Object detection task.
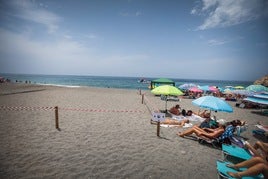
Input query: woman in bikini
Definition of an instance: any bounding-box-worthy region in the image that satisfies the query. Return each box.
[151,118,190,127]
[177,123,225,138]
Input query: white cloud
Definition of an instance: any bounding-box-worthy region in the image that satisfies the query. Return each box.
[207,39,228,46]
[7,0,61,33]
[0,28,150,76]
[191,0,267,30]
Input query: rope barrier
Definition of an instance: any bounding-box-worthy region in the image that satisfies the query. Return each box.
[143,94,160,113]
[0,106,146,113]
[0,106,54,111]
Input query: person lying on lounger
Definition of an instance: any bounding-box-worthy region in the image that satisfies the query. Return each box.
[177,119,243,139]
[151,118,189,127]
[181,109,193,117]
[177,124,225,138]
[226,156,268,178]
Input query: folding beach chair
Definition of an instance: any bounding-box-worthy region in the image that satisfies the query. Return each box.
[221,144,252,162]
[216,160,264,179]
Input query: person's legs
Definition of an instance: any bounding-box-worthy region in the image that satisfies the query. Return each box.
[228,163,268,178]
[177,119,189,127]
[177,127,196,137]
[245,143,261,157]
[229,157,265,169]
[193,126,206,133]
[254,141,268,153]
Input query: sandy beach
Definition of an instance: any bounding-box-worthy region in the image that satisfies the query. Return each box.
[0,83,267,179]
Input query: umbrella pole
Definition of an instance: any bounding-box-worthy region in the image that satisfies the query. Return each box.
[165,96,167,113]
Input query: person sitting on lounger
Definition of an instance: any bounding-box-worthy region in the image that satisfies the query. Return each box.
[197,110,211,118]
[226,156,268,178]
[244,141,268,161]
[169,104,181,115]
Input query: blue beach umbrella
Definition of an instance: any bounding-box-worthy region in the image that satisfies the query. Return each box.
[231,89,255,96]
[178,83,197,90]
[192,96,233,113]
[244,96,268,105]
[199,85,210,91]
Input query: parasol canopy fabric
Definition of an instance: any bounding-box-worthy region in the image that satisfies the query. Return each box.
[151,85,183,96]
[192,96,233,113]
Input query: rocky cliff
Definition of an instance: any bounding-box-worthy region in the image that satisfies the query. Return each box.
[254,75,268,87]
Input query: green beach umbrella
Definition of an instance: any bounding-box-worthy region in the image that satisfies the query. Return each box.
[151,85,183,96]
[151,85,183,112]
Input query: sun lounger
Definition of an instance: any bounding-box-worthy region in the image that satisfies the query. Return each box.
[252,124,268,142]
[221,144,252,162]
[216,160,263,179]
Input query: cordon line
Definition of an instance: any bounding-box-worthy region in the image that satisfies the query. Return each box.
[0,106,146,113]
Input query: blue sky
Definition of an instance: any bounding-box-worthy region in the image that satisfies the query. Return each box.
[0,0,267,81]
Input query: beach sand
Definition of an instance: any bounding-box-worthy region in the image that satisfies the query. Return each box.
[0,83,267,179]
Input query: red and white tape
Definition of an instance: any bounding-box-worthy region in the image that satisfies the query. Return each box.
[143,95,160,112]
[0,106,54,111]
[0,106,146,113]
[60,107,146,113]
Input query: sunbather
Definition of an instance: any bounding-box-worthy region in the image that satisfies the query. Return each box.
[177,121,226,138]
[177,119,243,139]
[152,118,189,127]
[226,156,268,178]
[197,110,210,118]
[169,104,181,115]
[244,141,268,160]
[181,109,193,117]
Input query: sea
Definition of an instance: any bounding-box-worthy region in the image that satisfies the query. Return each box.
[0,73,253,91]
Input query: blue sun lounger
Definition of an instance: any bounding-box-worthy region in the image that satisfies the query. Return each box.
[222,144,252,162]
[216,160,263,179]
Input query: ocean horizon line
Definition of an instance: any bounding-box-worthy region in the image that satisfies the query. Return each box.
[0,72,254,83]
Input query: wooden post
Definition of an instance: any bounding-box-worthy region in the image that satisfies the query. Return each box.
[142,94,144,104]
[139,89,141,95]
[55,106,59,129]
[157,121,160,137]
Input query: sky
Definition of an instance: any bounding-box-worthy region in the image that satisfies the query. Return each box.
[0,0,268,81]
